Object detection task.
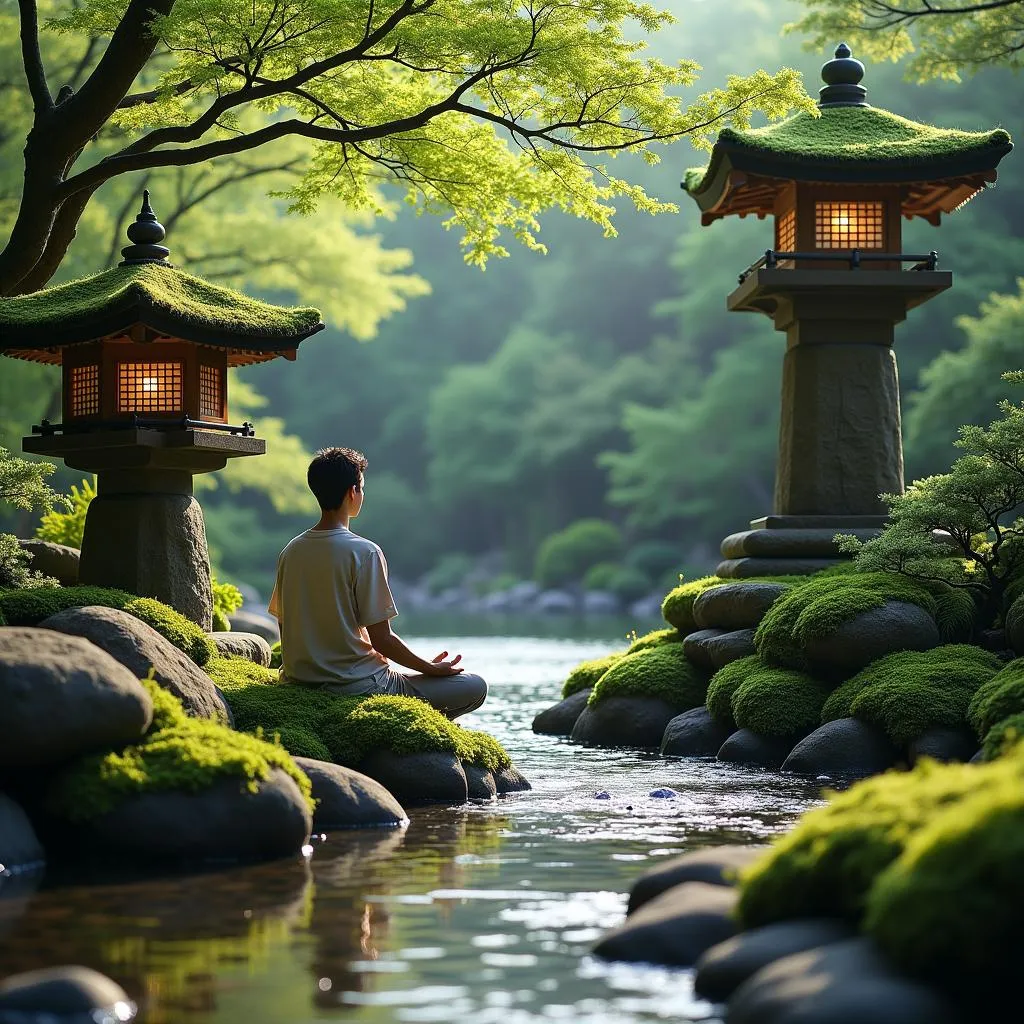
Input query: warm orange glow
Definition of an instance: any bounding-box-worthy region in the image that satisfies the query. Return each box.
[776,208,796,253]
[200,364,223,419]
[117,361,182,413]
[815,201,884,249]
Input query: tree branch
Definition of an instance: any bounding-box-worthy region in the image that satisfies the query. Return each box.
[18,0,52,113]
[854,0,1022,28]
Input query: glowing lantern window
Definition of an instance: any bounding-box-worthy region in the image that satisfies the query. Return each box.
[69,364,100,417]
[815,201,884,249]
[118,361,183,413]
[776,209,796,253]
[200,364,223,419]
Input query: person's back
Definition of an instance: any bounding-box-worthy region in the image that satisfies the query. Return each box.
[269,446,487,720]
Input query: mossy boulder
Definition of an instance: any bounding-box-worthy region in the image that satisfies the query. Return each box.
[561,653,624,699]
[532,688,591,736]
[571,696,680,749]
[1003,592,1024,655]
[731,666,831,740]
[588,644,707,712]
[706,655,762,731]
[692,581,792,631]
[626,628,682,655]
[980,713,1024,761]
[661,576,727,634]
[968,657,1024,738]
[0,585,215,666]
[782,718,900,780]
[821,645,1000,748]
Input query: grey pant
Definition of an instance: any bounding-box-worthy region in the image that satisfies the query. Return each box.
[323,668,487,720]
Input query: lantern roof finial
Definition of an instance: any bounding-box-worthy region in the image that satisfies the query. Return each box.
[819,42,869,108]
[119,189,171,266]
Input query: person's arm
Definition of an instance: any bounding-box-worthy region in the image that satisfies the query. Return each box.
[366,619,463,677]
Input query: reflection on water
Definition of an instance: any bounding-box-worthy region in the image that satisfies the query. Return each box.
[0,634,822,1023]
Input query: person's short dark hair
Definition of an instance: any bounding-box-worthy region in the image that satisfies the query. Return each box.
[307,447,368,510]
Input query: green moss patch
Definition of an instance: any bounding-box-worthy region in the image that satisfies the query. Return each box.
[561,653,625,698]
[731,666,831,739]
[588,644,707,712]
[981,713,1024,761]
[0,585,215,665]
[968,658,1024,738]
[661,576,726,634]
[49,679,313,821]
[208,656,513,771]
[626,628,682,655]
[706,655,762,730]
[822,646,1001,746]
[755,573,938,669]
[0,262,321,345]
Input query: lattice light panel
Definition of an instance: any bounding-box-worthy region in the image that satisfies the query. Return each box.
[199,363,223,419]
[776,209,796,253]
[117,361,183,413]
[815,201,885,249]
[69,364,100,417]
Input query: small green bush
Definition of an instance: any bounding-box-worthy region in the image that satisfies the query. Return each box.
[535,519,623,588]
[270,641,283,669]
[561,653,624,698]
[731,666,831,738]
[211,575,244,632]
[0,533,56,590]
[968,658,1024,738]
[626,628,682,655]
[981,713,1024,761]
[821,646,1000,745]
[933,587,977,643]
[661,576,726,634]
[737,757,997,927]
[0,585,215,665]
[706,655,763,730]
[755,573,939,669]
[583,562,651,602]
[209,655,513,771]
[49,678,313,821]
[35,476,95,548]
[624,541,682,580]
[423,552,475,594]
[864,781,1024,1002]
[588,644,707,711]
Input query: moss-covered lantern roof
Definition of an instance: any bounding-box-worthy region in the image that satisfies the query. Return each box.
[684,44,1012,226]
[0,193,325,365]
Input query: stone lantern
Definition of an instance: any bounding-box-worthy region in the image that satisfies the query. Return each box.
[0,193,324,626]
[683,44,1012,577]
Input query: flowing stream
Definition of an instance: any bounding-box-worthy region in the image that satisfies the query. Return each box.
[0,628,822,1023]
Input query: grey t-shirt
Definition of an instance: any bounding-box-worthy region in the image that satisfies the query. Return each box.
[268,527,397,684]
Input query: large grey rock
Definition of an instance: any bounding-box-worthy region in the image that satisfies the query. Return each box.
[720,530,880,560]
[0,792,44,872]
[463,762,498,801]
[228,608,280,643]
[717,557,845,579]
[0,628,152,768]
[695,919,854,1002]
[683,629,727,670]
[660,707,735,757]
[17,538,79,585]
[628,846,765,915]
[532,688,591,736]
[718,729,797,770]
[805,601,940,678]
[65,767,311,864]
[535,590,577,614]
[293,757,406,829]
[694,583,790,631]
[209,631,273,667]
[571,697,679,749]
[782,718,899,779]
[0,966,133,1021]
[40,606,229,722]
[357,750,468,805]
[727,937,959,1024]
[79,491,213,630]
[594,881,738,966]
[909,725,979,765]
[706,629,758,669]
[494,764,532,794]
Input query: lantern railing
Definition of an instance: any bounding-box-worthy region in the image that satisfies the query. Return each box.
[738,249,940,284]
[32,416,256,437]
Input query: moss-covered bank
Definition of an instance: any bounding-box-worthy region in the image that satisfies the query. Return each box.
[588,644,707,712]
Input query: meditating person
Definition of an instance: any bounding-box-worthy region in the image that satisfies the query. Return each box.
[268,446,487,719]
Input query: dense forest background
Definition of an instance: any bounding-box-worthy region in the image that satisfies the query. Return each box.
[1,0,1022,599]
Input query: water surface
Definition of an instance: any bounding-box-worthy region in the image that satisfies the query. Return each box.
[0,634,822,1023]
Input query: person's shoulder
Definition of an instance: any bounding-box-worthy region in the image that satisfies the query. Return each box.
[278,532,312,558]
[346,530,386,561]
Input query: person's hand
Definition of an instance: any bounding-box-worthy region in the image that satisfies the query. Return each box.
[423,651,463,676]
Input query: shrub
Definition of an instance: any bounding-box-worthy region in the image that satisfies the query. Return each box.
[583,563,651,602]
[0,447,64,514]
[626,628,682,655]
[535,519,622,588]
[968,658,1024,738]
[588,644,707,712]
[864,781,1024,1003]
[624,540,682,580]
[822,646,1001,745]
[209,655,513,771]
[423,552,475,594]
[561,653,624,698]
[981,713,1024,761]
[0,533,56,590]
[737,758,997,928]
[731,666,831,738]
[211,575,244,632]
[0,585,215,666]
[661,576,726,634]
[48,678,313,821]
[35,476,95,548]
[706,655,762,730]
[933,587,977,643]
[270,641,283,669]
[755,572,938,669]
